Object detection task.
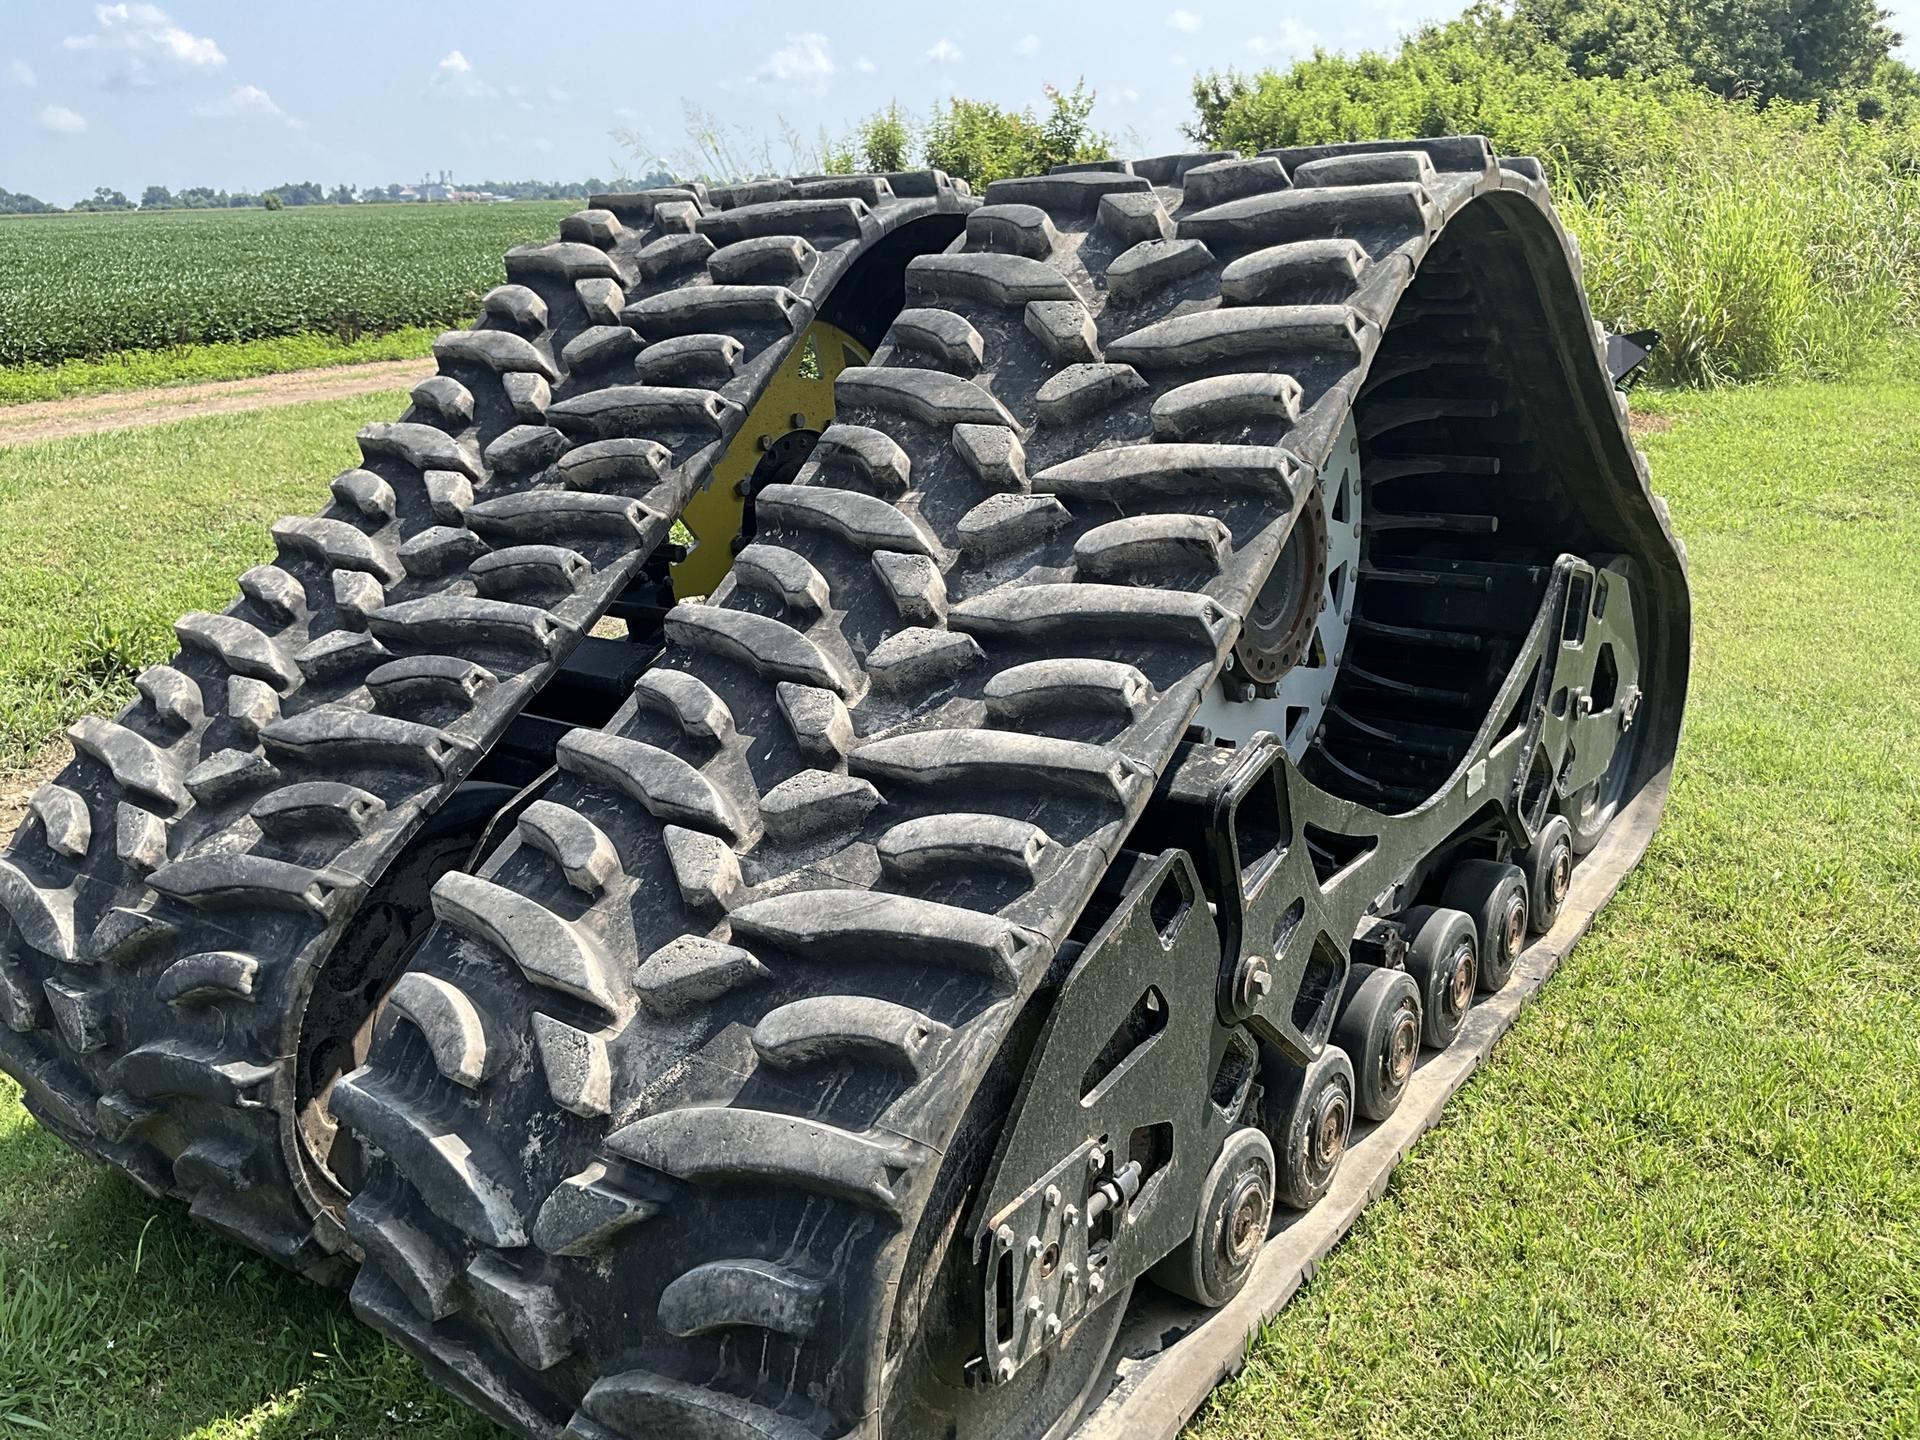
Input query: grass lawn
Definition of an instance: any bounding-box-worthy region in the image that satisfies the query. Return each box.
[1,353,1917,1437]
[0,329,438,407]
[0,390,410,778]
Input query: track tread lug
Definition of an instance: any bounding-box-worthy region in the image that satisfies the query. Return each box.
[606,1106,918,1213]
[27,783,91,858]
[556,730,744,840]
[328,1072,528,1247]
[663,604,857,698]
[751,995,948,1076]
[757,772,882,842]
[517,801,620,894]
[432,872,620,1015]
[870,550,948,626]
[532,1013,613,1118]
[634,935,768,1018]
[729,889,1037,986]
[466,1253,575,1370]
[657,1257,825,1338]
[533,1162,662,1256]
[385,972,493,1088]
[156,951,260,1006]
[660,824,744,911]
[875,813,1052,881]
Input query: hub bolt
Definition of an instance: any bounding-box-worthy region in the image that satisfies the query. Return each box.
[1235,954,1275,1014]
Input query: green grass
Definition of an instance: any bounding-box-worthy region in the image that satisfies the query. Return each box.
[1,351,1918,1436]
[0,392,404,778]
[0,328,437,407]
[0,202,574,369]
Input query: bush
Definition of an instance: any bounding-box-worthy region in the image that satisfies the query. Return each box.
[1189,14,1920,384]
[857,103,913,174]
[1561,125,1920,383]
[922,83,1113,187]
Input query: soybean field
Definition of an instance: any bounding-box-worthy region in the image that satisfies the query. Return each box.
[0,201,576,368]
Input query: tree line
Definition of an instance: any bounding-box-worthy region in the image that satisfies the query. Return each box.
[0,177,649,216]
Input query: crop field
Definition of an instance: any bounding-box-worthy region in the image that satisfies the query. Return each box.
[0,202,575,368]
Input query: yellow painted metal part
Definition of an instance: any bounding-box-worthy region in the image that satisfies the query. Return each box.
[669,320,871,600]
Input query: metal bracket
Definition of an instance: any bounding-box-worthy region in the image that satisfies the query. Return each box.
[1508,557,1642,840]
[972,851,1230,1386]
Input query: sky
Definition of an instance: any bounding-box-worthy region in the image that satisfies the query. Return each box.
[7,1,1920,206]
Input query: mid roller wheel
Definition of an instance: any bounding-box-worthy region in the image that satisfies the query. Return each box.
[1442,860,1530,993]
[1520,814,1575,935]
[1264,1046,1356,1211]
[1331,963,1423,1121]
[1403,906,1478,1049]
[1150,1126,1276,1309]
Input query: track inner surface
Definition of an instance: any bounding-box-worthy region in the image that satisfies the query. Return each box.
[0,173,970,1277]
[332,142,1686,1440]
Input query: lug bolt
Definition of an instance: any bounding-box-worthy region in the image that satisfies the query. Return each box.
[1088,1147,1106,1177]
[1089,1273,1106,1296]
[996,1359,1015,1383]
[997,1225,1015,1250]
[1027,1237,1043,1259]
[1044,1185,1060,1210]
[1045,1315,1062,1340]
[1027,1297,1044,1319]
[1236,953,1274,1014]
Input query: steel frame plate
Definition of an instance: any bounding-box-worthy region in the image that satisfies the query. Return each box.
[1069,754,1675,1440]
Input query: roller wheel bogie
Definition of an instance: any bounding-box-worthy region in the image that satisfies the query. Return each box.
[1520,814,1575,935]
[1403,905,1479,1049]
[1149,1126,1275,1309]
[1263,1047,1355,1212]
[1441,859,1530,993]
[1332,962,1423,1122]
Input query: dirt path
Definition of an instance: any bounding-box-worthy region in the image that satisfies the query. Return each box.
[0,358,433,448]
[0,745,70,840]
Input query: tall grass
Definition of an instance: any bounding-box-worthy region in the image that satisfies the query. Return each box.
[1192,27,1920,385]
[1558,126,1920,385]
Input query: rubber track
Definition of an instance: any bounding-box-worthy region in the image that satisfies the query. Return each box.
[338,145,1681,1436]
[0,171,970,1275]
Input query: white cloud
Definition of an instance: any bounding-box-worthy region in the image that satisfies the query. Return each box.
[1167,9,1202,32]
[195,82,298,127]
[40,103,88,133]
[855,55,876,73]
[5,59,35,87]
[1246,20,1317,57]
[430,48,495,100]
[750,33,836,96]
[1013,33,1040,57]
[1120,86,1140,103]
[63,4,225,87]
[926,37,964,63]
[548,85,572,103]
